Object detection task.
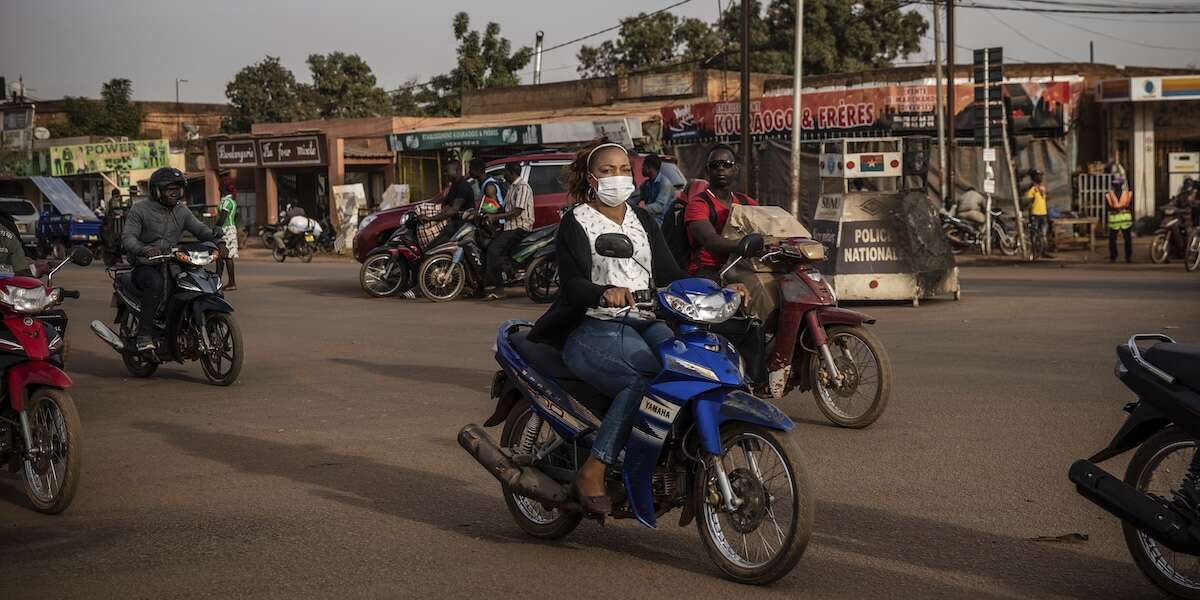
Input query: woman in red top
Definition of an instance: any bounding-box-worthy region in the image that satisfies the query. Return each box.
[685,144,759,279]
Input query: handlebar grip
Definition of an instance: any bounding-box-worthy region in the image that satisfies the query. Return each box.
[61,289,80,299]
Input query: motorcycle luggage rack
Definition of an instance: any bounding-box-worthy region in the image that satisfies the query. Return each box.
[1127,333,1177,385]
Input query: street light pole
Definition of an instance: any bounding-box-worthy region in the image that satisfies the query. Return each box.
[789,0,804,217]
[175,78,188,143]
[932,0,948,206]
[740,0,752,195]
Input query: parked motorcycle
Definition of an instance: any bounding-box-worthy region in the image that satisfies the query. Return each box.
[941,209,1019,256]
[0,250,88,513]
[90,241,243,386]
[1186,227,1200,272]
[359,212,423,297]
[1069,334,1200,599]
[460,233,811,584]
[1150,206,1191,264]
[715,236,891,428]
[315,218,336,254]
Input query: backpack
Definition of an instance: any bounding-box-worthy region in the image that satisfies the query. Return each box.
[660,190,747,269]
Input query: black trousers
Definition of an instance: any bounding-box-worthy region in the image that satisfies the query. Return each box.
[485,228,528,290]
[1110,228,1133,262]
[132,265,165,336]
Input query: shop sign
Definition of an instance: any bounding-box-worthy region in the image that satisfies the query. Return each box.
[259,136,324,167]
[212,140,259,168]
[47,138,170,176]
[387,125,542,152]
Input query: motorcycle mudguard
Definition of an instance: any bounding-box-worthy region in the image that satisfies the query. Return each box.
[425,243,460,257]
[484,370,521,427]
[692,389,794,456]
[190,295,235,314]
[7,361,72,411]
[816,305,876,326]
[1089,401,1171,463]
[532,244,555,260]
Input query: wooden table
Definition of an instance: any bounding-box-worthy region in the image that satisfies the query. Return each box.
[1051,217,1099,252]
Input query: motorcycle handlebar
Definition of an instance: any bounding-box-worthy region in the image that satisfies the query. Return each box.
[60,289,80,300]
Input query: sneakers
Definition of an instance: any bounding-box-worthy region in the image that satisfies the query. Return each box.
[135,335,157,352]
[484,288,507,302]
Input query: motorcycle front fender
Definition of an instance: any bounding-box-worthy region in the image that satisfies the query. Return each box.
[7,361,72,411]
[816,305,876,326]
[692,389,794,456]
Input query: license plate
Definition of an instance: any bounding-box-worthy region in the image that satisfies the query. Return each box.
[304,234,315,242]
[17,224,29,232]
[88,235,98,241]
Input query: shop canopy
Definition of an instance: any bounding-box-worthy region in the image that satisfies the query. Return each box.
[29,176,98,221]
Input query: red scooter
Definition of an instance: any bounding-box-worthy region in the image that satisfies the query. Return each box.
[0,251,87,513]
[721,236,892,428]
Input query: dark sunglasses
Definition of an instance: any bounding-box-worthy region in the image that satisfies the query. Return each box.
[707,159,736,171]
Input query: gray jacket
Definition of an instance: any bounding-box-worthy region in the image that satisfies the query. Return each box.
[122,200,216,265]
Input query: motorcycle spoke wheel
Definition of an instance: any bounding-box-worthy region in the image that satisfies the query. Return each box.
[418,256,465,303]
[525,256,559,304]
[1124,430,1200,597]
[812,326,891,429]
[500,402,581,539]
[1151,235,1171,264]
[21,389,81,514]
[199,313,243,386]
[1186,231,1200,272]
[360,255,406,297]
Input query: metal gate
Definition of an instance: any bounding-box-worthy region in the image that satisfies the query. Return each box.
[1076,173,1114,227]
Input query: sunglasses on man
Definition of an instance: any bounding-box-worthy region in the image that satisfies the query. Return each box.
[707,159,736,171]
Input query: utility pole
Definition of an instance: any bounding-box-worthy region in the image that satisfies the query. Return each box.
[175,78,188,105]
[740,0,753,195]
[1089,40,1094,63]
[534,32,545,84]
[789,0,804,217]
[932,0,948,207]
[945,0,956,201]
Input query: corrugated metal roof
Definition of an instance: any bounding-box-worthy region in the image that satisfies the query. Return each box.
[29,177,98,221]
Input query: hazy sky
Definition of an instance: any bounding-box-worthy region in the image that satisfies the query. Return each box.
[1,0,1197,103]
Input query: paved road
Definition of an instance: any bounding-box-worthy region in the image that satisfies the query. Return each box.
[1,259,1197,599]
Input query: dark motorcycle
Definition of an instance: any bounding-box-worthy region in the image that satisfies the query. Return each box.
[90,242,243,386]
[417,215,554,303]
[272,229,317,263]
[941,209,1018,256]
[359,212,423,298]
[1150,205,1192,264]
[1069,334,1200,599]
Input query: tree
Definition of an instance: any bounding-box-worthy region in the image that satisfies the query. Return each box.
[47,77,144,139]
[391,79,426,117]
[224,56,309,132]
[577,12,722,78]
[420,12,533,117]
[302,52,392,120]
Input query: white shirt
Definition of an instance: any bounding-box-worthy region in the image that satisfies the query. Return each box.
[573,203,652,320]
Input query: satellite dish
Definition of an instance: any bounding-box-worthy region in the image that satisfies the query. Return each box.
[182,123,200,141]
[33,127,50,140]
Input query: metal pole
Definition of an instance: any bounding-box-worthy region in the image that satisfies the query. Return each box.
[740,0,753,195]
[1002,115,1028,258]
[945,0,956,202]
[983,49,992,256]
[534,32,545,84]
[932,0,948,207]
[789,0,804,217]
[1089,40,1094,64]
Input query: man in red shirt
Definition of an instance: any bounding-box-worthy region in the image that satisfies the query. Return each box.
[686,144,759,279]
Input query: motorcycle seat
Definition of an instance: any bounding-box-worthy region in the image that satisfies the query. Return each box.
[509,329,612,419]
[1146,343,1200,392]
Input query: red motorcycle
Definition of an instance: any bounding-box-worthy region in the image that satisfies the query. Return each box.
[359,212,423,298]
[0,253,86,513]
[721,236,892,428]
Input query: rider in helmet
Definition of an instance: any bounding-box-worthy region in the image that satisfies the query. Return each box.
[122,167,218,351]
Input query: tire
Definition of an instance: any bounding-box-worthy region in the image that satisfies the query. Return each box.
[994,226,1019,256]
[72,246,93,267]
[118,311,158,378]
[942,222,966,255]
[1187,229,1200,273]
[500,400,582,539]
[1151,233,1171,264]
[695,423,812,585]
[524,255,559,304]
[418,255,466,303]
[1121,428,1200,599]
[360,254,407,298]
[20,388,82,514]
[260,232,274,249]
[810,325,891,429]
[199,312,243,386]
[299,243,315,263]
[272,246,286,263]
[51,241,67,261]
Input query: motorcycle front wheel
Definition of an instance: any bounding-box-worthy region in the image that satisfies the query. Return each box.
[272,247,286,263]
[500,400,582,539]
[360,254,407,297]
[21,388,82,514]
[1187,229,1200,272]
[300,244,315,263]
[811,325,892,428]
[199,312,244,386]
[1122,428,1200,599]
[418,255,466,303]
[695,423,812,585]
[1151,233,1171,264]
[993,225,1019,256]
[524,255,559,304]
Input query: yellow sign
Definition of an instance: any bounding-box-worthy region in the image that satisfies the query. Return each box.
[48,139,170,176]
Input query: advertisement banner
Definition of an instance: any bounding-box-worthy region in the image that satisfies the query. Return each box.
[332,183,366,254]
[388,125,542,152]
[662,81,1081,144]
[48,139,170,176]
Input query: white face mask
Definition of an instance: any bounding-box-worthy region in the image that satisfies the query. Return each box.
[592,175,635,207]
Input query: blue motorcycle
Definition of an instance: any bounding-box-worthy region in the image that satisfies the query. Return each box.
[459,233,812,584]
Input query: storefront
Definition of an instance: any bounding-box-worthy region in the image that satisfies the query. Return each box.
[206,133,334,228]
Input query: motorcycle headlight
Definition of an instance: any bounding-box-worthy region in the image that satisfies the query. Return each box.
[662,289,742,324]
[360,213,379,230]
[176,250,216,266]
[0,285,57,314]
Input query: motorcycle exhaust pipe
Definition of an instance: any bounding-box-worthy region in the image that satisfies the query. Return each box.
[458,424,575,510]
[89,320,126,352]
[1070,459,1200,554]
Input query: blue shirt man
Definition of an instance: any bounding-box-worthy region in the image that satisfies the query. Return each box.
[633,154,674,224]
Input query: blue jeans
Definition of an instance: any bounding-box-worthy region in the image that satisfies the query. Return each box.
[562,318,674,464]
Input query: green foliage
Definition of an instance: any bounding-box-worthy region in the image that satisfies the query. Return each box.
[302,52,392,119]
[224,56,310,132]
[48,78,144,138]
[577,12,722,78]
[418,12,533,117]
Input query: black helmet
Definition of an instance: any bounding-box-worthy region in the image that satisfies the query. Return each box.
[149,167,186,205]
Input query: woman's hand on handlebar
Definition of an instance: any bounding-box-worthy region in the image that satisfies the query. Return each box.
[727,282,751,305]
[602,286,636,309]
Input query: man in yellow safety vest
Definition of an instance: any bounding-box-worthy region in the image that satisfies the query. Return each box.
[1106,175,1134,263]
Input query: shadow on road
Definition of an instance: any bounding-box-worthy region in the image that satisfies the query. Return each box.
[271,277,368,299]
[327,357,493,393]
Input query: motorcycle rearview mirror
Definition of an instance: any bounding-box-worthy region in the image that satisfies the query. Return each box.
[736,234,765,258]
[68,246,92,267]
[595,233,635,259]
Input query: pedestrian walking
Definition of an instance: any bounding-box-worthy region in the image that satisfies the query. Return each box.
[217,176,239,290]
[1106,175,1134,263]
[483,162,533,300]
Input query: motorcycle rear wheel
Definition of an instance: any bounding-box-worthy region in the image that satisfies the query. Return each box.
[299,244,315,263]
[1122,428,1200,599]
[418,255,466,303]
[360,254,407,297]
[272,247,286,263]
[993,226,1019,256]
[524,255,559,304]
[199,313,243,386]
[811,325,891,429]
[118,312,158,378]
[500,400,581,539]
[1151,234,1171,264]
[695,423,812,585]
[21,388,82,514]
[1187,229,1200,272]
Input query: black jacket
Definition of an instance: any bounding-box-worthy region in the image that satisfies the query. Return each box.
[529,204,686,346]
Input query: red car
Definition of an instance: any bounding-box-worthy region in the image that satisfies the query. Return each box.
[352,151,684,263]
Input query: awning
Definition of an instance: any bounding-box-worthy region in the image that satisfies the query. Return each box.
[29,176,98,221]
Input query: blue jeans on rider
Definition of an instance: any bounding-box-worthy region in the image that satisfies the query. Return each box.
[563,317,674,465]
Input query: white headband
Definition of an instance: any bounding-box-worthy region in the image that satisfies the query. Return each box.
[586,142,628,168]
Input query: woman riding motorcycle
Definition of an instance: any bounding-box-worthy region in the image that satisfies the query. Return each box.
[527,139,747,516]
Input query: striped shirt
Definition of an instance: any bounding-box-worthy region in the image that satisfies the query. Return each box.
[505,177,535,231]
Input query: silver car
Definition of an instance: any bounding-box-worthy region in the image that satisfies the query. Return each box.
[0,197,39,251]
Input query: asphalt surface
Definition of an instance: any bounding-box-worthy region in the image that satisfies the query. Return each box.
[1,257,1198,599]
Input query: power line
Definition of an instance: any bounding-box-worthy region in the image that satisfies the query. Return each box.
[540,0,696,54]
[983,9,1077,61]
[1037,10,1200,52]
[909,0,1200,14]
